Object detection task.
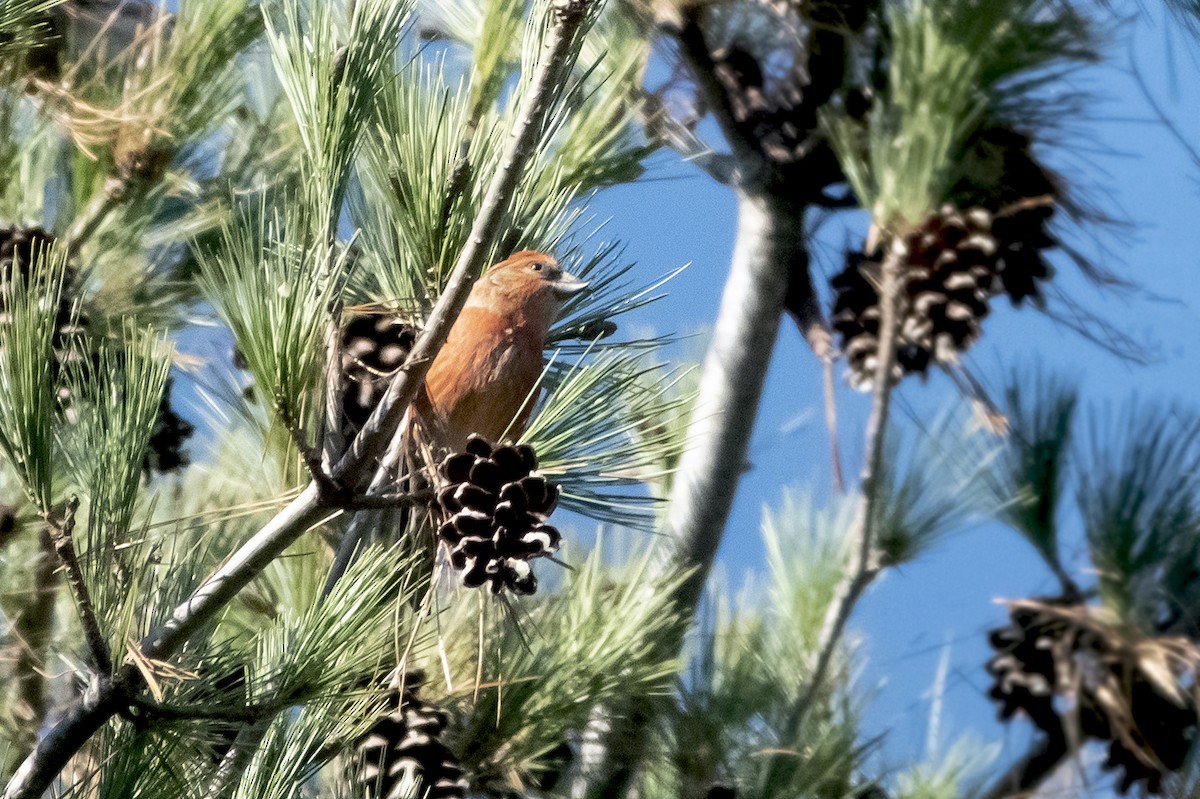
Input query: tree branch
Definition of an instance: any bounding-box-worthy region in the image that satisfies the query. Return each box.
[639,89,737,185]
[2,5,597,796]
[760,234,904,790]
[202,717,273,799]
[46,499,111,676]
[674,7,764,177]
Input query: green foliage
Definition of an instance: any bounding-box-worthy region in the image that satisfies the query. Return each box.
[645,492,874,799]
[982,371,1078,577]
[199,200,349,429]
[0,93,57,224]
[352,0,653,304]
[423,544,686,794]
[0,0,57,61]
[890,737,996,799]
[61,328,171,545]
[1079,402,1200,625]
[0,242,70,511]
[265,0,412,236]
[235,695,383,799]
[872,409,995,567]
[253,542,420,705]
[524,345,694,529]
[828,0,1093,232]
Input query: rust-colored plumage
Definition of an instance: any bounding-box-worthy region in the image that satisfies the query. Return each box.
[414,250,586,451]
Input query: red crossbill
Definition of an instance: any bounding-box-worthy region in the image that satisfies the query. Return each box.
[414,250,587,452]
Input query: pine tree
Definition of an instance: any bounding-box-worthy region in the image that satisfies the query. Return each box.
[1,2,1200,799]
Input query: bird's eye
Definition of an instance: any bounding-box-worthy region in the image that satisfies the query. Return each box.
[531,263,544,272]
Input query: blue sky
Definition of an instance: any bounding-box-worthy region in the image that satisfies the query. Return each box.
[573,3,1200,789]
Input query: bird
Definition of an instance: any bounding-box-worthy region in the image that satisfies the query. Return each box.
[413,249,587,452]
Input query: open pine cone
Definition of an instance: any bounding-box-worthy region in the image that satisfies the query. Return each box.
[356,670,468,799]
[339,312,417,437]
[435,435,561,596]
[986,599,1200,795]
[832,205,999,388]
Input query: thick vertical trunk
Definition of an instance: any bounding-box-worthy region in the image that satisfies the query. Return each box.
[582,190,806,798]
[660,190,798,609]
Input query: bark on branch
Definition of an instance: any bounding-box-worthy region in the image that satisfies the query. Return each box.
[46,500,111,676]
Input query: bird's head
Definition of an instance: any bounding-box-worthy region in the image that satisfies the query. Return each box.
[467,250,588,320]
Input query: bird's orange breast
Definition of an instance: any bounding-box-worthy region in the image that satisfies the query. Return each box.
[418,305,548,451]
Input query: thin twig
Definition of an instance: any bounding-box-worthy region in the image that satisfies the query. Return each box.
[762,234,905,789]
[46,499,112,675]
[286,418,342,502]
[321,299,347,473]
[817,235,906,680]
[1,7,596,796]
[823,355,845,493]
[126,695,283,725]
[639,89,736,185]
[978,720,1075,799]
[346,488,434,511]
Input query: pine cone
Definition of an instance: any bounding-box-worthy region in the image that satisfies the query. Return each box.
[832,125,1065,388]
[986,600,1199,796]
[143,376,193,473]
[0,226,80,337]
[0,504,17,549]
[985,602,1063,732]
[0,225,55,276]
[831,206,999,389]
[356,670,468,799]
[436,435,561,596]
[340,313,417,436]
[991,204,1055,308]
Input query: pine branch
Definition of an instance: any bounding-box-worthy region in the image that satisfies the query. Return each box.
[772,234,904,755]
[1,5,597,796]
[46,499,112,676]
